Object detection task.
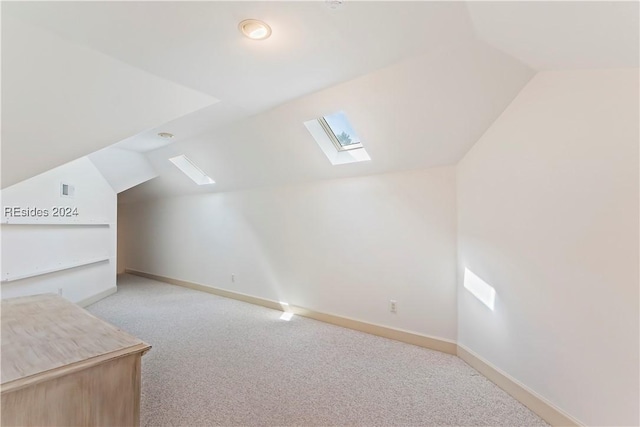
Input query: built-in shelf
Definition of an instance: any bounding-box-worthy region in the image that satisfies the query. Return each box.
[1,257,110,283]
[1,218,111,226]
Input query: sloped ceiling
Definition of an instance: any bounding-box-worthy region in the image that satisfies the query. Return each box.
[467,1,639,70]
[2,1,637,201]
[120,39,533,202]
[1,14,218,188]
[3,1,476,114]
[88,147,158,194]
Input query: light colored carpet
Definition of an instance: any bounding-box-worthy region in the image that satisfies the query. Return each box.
[87,274,548,426]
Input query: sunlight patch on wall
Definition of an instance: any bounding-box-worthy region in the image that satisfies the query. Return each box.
[464,268,496,310]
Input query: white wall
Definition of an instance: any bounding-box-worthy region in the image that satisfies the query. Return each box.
[121,167,458,340]
[457,69,639,426]
[117,200,130,275]
[1,157,117,303]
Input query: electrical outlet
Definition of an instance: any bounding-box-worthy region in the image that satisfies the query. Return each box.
[389,299,397,313]
[231,274,235,283]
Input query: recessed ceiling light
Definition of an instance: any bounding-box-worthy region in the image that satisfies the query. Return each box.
[325,0,344,10]
[238,19,272,40]
[158,132,174,139]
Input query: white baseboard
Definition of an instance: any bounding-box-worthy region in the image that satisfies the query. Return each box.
[288,305,457,355]
[124,268,582,426]
[125,269,457,355]
[77,286,117,308]
[126,269,283,310]
[457,344,583,426]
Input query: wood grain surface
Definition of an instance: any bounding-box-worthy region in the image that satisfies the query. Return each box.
[1,354,141,427]
[1,293,148,385]
[1,293,150,426]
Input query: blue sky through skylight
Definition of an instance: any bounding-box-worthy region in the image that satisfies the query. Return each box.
[324,111,361,147]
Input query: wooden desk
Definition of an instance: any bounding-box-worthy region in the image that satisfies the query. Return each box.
[1,294,151,426]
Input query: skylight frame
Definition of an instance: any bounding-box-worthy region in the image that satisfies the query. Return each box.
[304,116,370,166]
[169,155,215,185]
[317,114,363,152]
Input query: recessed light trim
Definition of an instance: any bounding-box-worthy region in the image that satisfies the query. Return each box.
[157,132,174,139]
[238,19,272,40]
[325,0,344,10]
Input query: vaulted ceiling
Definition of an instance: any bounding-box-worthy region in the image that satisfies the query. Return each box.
[2,1,637,200]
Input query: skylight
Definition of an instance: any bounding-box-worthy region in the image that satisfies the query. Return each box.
[304,111,370,165]
[318,111,363,151]
[169,155,215,185]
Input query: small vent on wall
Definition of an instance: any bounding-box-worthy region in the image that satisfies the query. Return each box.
[60,183,75,198]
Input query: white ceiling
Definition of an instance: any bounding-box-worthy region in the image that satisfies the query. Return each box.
[2,1,638,200]
[1,14,218,188]
[120,39,533,202]
[468,1,639,70]
[4,1,475,114]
